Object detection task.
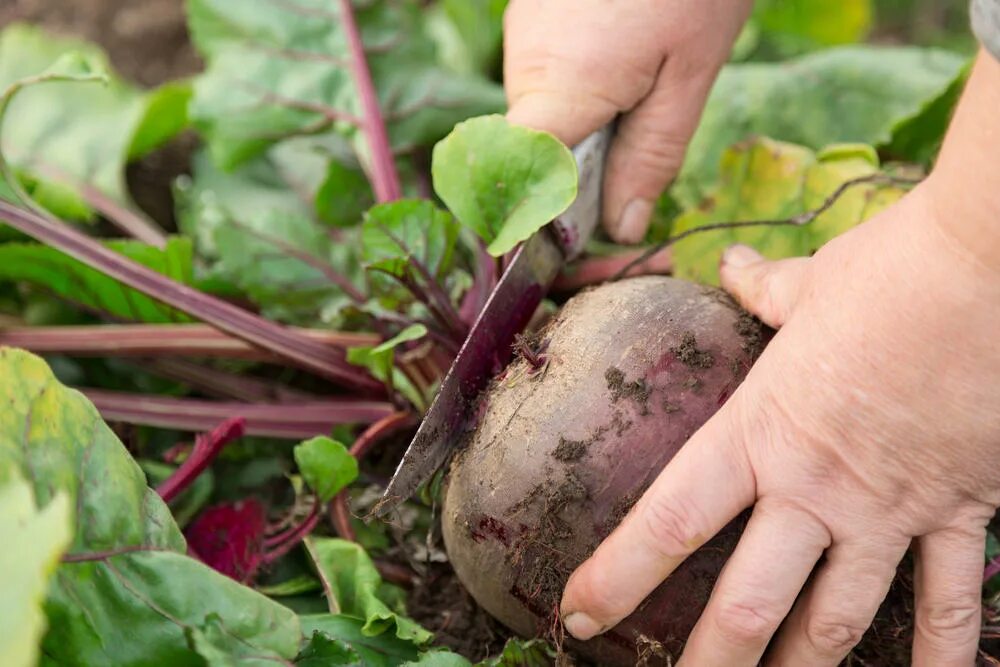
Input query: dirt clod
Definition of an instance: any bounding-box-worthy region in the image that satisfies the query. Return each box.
[734,312,765,359]
[553,437,588,462]
[671,332,715,369]
[605,366,651,415]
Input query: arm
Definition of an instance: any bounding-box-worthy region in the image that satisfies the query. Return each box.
[927,50,1000,268]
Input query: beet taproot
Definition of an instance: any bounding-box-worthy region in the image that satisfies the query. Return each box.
[442,276,765,665]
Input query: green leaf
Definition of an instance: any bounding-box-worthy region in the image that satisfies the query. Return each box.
[427,0,507,76]
[348,324,428,408]
[0,24,187,220]
[187,0,505,170]
[477,639,554,667]
[294,437,359,503]
[300,615,423,666]
[751,0,872,56]
[0,237,195,323]
[432,115,578,256]
[317,160,375,228]
[257,575,324,598]
[0,473,73,667]
[128,80,193,160]
[405,653,471,666]
[304,537,433,645]
[187,613,297,667]
[0,348,302,665]
[361,199,459,299]
[671,137,906,285]
[178,148,362,325]
[677,46,967,206]
[140,460,214,529]
[296,631,363,666]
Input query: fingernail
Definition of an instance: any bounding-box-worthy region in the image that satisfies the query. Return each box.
[615,198,653,244]
[562,612,604,640]
[721,244,760,269]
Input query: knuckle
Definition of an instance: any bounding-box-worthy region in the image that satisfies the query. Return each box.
[713,599,784,647]
[804,614,867,656]
[639,494,704,559]
[918,600,981,645]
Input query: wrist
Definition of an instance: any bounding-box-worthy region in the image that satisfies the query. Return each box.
[923,51,1000,273]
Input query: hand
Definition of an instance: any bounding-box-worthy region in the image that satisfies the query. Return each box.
[503,0,751,243]
[558,178,1000,665]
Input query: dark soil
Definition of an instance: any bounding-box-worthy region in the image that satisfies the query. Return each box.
[553,437,588,463]
[671,332,715,370]
[407,564,509,662]
[604,367,651,415]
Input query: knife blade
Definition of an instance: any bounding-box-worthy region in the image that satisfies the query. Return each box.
[374,125,613,517]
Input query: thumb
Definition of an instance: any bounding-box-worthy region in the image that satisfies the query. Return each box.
[719,245,810,329]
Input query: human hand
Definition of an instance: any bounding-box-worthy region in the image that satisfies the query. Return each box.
[557,177,1000,665]
[503,0,752,244]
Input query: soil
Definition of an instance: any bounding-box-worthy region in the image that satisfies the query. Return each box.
[670,332,715,370]
[604,366,651,415]
[407,564,509,662]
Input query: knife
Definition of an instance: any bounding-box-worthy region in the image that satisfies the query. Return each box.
[374,124,614,517]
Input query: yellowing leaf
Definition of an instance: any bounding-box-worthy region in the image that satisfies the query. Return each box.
[671,137,907,285]
[0,474,72,667]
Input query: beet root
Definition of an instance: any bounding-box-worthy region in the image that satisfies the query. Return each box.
[442,276,765,665]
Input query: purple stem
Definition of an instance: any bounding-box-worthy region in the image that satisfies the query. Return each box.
[0,200,383,393]
[142,358,315,403]
[459,241,499,325]
[84,389,396,438]
[338,0,402,202]
[330,411,415,539]
[157,417,246,503]
[0,323,379,359]
[263,498,322,564]
[78,183,169,248]
[986,557,1000,583]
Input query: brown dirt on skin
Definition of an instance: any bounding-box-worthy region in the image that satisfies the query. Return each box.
[553,437,588,463]
[605,367,651,415]
[734,312,765,359]
[671,332,715,370]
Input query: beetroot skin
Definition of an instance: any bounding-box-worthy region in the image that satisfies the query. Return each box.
[442,276,765,665]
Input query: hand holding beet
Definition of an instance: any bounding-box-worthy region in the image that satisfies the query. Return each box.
[561,117,1000,667]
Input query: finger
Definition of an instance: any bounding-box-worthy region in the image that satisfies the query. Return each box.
[560,411,755,640]
[503,1,657,147]
[912,527,985,666]
[719,246,810,328]
[678,501,829,666]
[602,65,721,243]
[766,539,909,666]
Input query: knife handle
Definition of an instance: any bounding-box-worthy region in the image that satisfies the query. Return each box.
[552,123,615,260]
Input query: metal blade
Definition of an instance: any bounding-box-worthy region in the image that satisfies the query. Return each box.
[374,230,564,516]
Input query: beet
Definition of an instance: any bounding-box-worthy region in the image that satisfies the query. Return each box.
[442,276,765,665]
